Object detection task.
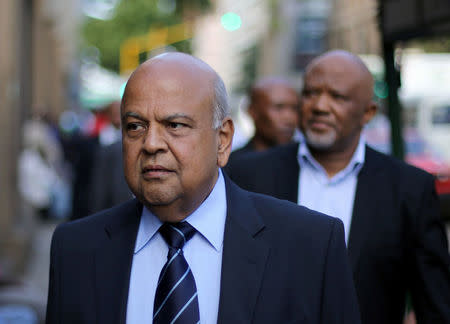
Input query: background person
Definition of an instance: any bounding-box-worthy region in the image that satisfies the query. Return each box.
[88,100,133,214]
[226,50,450,324]
[231,77,299,160]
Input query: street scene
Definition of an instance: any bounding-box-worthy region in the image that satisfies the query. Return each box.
[1,0,450,323]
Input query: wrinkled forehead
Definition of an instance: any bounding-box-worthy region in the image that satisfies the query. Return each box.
[123,63,215,108]
[253,81,298,103]
[133,61,213,90]
[305,57,372,94]
[309,57,360,80]
[263,84,299,103]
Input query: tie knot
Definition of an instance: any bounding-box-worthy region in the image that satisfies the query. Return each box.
[159,222,196,250]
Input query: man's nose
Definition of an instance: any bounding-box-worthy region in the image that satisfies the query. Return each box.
[313,94,330,113]
[142,126,167,154]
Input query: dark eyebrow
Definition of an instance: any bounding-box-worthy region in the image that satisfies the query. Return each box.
[122,111,146,121]
[122,112,196,125]
[329,88,347,97]
[165,113,195,123]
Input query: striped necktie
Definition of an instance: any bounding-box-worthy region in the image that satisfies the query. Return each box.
[153,222,200,324]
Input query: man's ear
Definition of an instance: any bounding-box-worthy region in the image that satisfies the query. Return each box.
[217,117,234,168]
[362,101,378,125]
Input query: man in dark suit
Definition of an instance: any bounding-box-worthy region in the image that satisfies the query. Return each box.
[226,50,450,324]
[89,141,133,214]
[88,100,132,214]
[231,77,299,160]
[46,52,360,324]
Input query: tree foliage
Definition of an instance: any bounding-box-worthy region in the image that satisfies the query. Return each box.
[82,0,211,72]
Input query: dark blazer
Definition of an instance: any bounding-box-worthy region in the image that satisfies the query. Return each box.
[46,174,360,324]
[229,139,256,161]
[89,141,133,214]
[225,142,450,324]
[65,133,100,220]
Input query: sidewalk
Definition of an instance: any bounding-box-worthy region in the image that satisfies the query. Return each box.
[0,220,57,323]
[22,221,57,297]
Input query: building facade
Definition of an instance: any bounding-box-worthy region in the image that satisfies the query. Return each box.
[328,0,381,54]
[0,0,81,277]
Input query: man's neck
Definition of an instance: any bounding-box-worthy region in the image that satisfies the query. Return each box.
[251,136,271,152]
[308,141,360,178]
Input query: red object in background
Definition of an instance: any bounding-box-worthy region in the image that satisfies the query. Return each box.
[406,155,450,195]
[435,177,450,196]
[364,124,450,196]
[83,112,110,138]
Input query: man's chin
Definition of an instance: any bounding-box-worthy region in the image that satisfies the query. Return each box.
[304,130,336,150]
[137,190,177,208]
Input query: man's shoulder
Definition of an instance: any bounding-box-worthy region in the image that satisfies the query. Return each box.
[229,140,254,159]
[365,146,434,183]
[226,142,298,174]
[245,188,340,237]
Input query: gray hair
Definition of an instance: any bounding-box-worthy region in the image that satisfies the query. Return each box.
[212,75,230,129]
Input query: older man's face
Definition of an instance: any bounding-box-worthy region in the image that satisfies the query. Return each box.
[300,56,374,153]
[121,58,231,222]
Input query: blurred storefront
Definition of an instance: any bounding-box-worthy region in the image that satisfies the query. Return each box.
[328,0,381,55]
[0,0,28,279]
[0,0,81,278]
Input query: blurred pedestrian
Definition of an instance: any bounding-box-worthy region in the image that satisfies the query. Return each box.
[88,140,133,213]
[67,102,122,220]
[18,111,71,220]
[46,52,360,324]
[65,123,100,220]
[226,50,450,324]
[98,101,122,146]
[231,77,299,160]
[87,100,133,214]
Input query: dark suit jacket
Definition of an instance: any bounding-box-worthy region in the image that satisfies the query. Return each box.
[230,139,256,161]
[65,133,100,220]
[225,143,450,324]
[46,174,360,324]
[89,141,133,214]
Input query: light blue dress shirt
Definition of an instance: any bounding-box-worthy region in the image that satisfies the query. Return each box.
[126,170,227,324]
[297,137,366,242]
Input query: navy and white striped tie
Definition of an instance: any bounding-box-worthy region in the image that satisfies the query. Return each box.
[153,222,200,324]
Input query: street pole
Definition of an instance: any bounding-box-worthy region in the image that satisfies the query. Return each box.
[383,41,405,160]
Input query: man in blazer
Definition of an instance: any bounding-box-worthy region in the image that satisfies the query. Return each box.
[46,53,360,323]
[89,141,133,214]
[226,50,450,324]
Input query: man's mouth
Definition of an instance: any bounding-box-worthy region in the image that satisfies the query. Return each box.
[308,120,333,132]
[142,165,173,179]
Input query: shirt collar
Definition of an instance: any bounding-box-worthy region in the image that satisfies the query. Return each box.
[134,169,227,254]
[297,135,366,181]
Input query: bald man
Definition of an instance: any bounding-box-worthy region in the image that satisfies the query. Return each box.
[226,50,450,324]
[46,53,360,324]
[231,78,299,160]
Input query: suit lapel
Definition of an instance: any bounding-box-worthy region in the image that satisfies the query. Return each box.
[275,143,299,203]
[347,147,383,272]
[217,176,270,324]
[94,199,142,324]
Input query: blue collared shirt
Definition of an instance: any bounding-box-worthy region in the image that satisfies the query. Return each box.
[297,137,366,243]
[126,170,227,324]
